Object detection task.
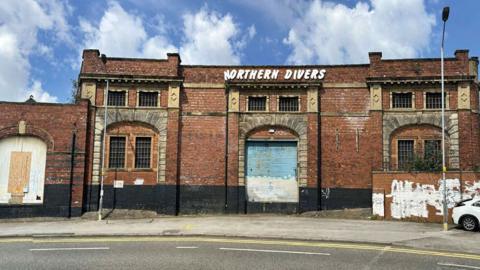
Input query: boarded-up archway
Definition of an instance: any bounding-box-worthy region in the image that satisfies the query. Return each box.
[245,126,299,203]
[0,136,47,204]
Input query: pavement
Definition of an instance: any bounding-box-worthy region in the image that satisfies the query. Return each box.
[0,214,478,255]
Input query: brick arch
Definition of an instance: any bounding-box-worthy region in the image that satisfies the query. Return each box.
[92,108,168,184]
[0,125,54,151]
[246,125,299,140]
[382,113,459,170]
[107,120,160,134]
[104,110,166,133]
[239,115,307,140]
[238,114,308,187]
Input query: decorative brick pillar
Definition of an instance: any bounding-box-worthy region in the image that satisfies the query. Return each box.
[226,88,241,212]
[165,83,180,186]
[303,86,319,211]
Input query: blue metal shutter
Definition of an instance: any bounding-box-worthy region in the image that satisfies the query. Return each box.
[245,141,298,202]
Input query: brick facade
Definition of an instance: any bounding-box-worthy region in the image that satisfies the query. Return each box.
[77,49,479,215]
[0,48,478,218]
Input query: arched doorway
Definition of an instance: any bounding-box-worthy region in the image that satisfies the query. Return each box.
[245,126,299,203]
[0,136,47,204]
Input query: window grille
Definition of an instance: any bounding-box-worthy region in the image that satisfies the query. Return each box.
[138,91,158,107]
[392,92,412,108]
[279,97,299,112]
[248,97,267,111]
[135,137,151,168]
[398,140,414,170]
[107,91,126,106]
[109,137,126,168]
[424,140,441,164]
[426,92,445,109]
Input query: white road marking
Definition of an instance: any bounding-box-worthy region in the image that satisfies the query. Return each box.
[219,247,330,256]
[176,246,198,249]
[29,247,110,251]
[438,262,480,269]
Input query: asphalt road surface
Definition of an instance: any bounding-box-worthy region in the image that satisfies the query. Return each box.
[0,236,479,270]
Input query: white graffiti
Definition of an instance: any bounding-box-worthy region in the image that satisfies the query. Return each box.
[374,179,480,220]
[321,188,330,199]
[372,193,385,217]
[463,181,480,199]
[388,179,462,219]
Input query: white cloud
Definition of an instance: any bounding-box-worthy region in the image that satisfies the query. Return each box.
[0,0,68,102]
[235,25,256,50]
[283,0,436,64]
[142,36,178,59]
[180,8,244,65]
[80,2,254,65]
[80,1,147,57]
[80,1,177,58]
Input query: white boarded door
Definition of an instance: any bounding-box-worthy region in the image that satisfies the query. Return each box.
[0,137,47,203]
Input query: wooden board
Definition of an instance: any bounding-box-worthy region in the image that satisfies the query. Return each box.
[8,151,32,196]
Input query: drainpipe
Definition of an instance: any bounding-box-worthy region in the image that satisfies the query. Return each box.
[317,87,322,211]
[68,131,76,218]
[224,85,229,213]
[175,111,181,216]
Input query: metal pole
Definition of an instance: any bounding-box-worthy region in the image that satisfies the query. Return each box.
[98,80,109,221]
[68,132,76,218]
[441,21,448,231]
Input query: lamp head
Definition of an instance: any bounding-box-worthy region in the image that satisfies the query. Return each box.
[442,6,450,22]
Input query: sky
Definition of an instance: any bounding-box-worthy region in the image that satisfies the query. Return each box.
[0,0,478,103]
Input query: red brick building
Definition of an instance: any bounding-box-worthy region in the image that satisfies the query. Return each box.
[0,99,89,217]
[1,49,478,218]
[77,49,479,215]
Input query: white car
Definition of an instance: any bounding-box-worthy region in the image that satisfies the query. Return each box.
[452,198,480,232]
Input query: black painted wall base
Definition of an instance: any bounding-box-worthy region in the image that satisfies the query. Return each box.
[1,184,372,218]
[299,187,318,212]
[84,184,177,215]
[0,184,80,219]
[246,202,298,214]
[320,188,372,210]
[83,185,371,214]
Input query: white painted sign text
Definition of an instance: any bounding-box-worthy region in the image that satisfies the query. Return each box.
[224,69,326,81]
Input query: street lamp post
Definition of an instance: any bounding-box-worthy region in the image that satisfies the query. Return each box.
[441,6,450,232]
[98,80,109,221]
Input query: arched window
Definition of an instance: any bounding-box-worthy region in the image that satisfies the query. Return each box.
[390,124,446,171]
[105,122,159,184]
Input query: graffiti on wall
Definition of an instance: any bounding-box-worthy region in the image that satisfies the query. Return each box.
[390,179,457,219]
[464,180,480,198]
[321,188,330,199]
[372,193,385,216]
[372,179,480,219]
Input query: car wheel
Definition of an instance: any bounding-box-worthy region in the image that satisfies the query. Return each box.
[461,215,479,232]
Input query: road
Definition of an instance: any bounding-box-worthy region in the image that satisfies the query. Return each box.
[0,236,479,270]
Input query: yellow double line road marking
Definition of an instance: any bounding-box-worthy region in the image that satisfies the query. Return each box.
[1,236,479,261]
